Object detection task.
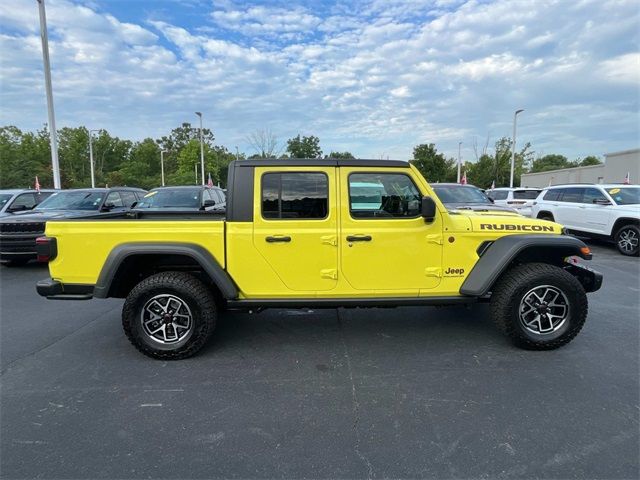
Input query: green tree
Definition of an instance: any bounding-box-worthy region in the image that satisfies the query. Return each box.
[410,143,456,183]
[112,138,160,189]
[579,155,602,166]
[325,151,355,159]
[530,154,571,173]
[466,137,533,188]
[286,135,322,158]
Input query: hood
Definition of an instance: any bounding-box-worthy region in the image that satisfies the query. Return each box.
[445,203,517,214]
[613,204,640,215]
[0,209,98,223]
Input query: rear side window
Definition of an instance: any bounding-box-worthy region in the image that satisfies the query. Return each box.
[349,173,421,218]
[543,189,562,201]
[489,190,509,200]
[560,188,584,203]
[262,172,328,220]
[513,190,541,200]
[119,191,137,207]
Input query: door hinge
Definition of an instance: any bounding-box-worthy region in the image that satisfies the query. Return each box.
[426,234,442,245]
[321,235,337,246]
[424,267,441,278]
[320,269,338,280]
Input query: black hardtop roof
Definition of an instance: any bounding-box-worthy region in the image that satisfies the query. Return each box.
[233,158,410,168]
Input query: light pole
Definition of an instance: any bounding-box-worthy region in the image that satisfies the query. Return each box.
[88,129,99,188]
[510,109,524,188]
[160,150,167,186]
[235,146,239,161]
[457,142,462,183]
[194,163,198,185]
[36,0,61,189]
[195,112,205,185]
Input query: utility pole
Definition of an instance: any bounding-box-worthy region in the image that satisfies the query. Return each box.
[195,112,205,185]
[160,150,167,186]
[88,129,99,188]
[457,142,462,183]
[510,109,524,188]
[36,0,61,189]
[235,146,239,161]
[194,163,198,185]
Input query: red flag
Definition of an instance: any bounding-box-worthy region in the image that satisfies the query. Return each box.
[623,172,630,184]
[207,172,213,188]
[460,171,467,185]
[35,176,40,193]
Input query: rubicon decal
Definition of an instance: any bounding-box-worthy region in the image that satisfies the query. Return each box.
[480,224,555,232]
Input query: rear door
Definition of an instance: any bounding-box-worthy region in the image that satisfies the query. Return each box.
[252,167,338,291]
[339,168,442,293]
[554,187,584,228]
[578,187,612,234]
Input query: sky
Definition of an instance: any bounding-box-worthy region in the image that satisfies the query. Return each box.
[0,0,638,161]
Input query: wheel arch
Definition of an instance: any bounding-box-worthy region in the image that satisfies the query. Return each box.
[460,234,592,296]
[611,217,639,236]
[536,210,554,220]
[93,243,238,300]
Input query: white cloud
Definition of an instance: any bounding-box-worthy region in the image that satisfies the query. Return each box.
[0,0,638,162]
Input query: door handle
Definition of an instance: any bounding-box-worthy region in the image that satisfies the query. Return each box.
[266,235,291,243]
[346,235,372,242]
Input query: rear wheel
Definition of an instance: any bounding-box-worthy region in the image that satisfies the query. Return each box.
[122,271,217,360]
[490,263,587,350]
[614,225,639,256]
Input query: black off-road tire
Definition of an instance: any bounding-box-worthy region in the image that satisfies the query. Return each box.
[490,263,588,350]
[614,224,639,256]
[122,271,217,360]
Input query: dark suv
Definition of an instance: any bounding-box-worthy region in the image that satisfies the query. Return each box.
[0,189,57,218]
[133,186,226,212]
[0,187,146,266]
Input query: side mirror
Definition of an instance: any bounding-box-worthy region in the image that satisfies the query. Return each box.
[130,201,138,208]
[421,196,437,222]
[101,203,115,212]
[203,199,216,209]
[8,204,29,212]
[488,197,495,203]
[593,198,611,205]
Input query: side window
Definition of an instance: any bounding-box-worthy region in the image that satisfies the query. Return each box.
[216,190,226,203]
[261,172,328,220]
[492,191,509,200]
[106,192,124,207]
[560,188,584,203]
[12,193,36,209]
[119,191,137,207]
[583,188,607,204]
[543,189,561,201]
[349,173,421,219]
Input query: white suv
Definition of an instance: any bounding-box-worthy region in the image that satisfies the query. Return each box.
[531,184,640,256]
[486,188,542,217]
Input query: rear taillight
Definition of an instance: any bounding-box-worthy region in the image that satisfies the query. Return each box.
[35,236,57,263]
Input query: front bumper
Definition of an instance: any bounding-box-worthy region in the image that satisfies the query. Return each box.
[564,262,603,293]
[36,278,94,300]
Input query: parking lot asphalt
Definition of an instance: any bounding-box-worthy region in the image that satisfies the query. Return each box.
[1,242,638,479]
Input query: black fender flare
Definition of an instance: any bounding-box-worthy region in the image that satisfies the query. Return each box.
[93,242,238,299]
[460,234,591,296]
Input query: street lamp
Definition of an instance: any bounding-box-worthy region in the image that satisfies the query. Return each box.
[36,0,61,189]
[160,150,167,186]
[88,129,100,188]
[457,142,462,183]
[195,112,205,185]
[235,146,239,161]
[510,109,524,188]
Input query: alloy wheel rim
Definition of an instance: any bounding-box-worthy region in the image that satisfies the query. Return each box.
[519,285,569,335]
[618,229,638,253]
[141,294,193,344]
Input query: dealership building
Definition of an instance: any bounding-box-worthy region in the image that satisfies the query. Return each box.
[520,148,639,187]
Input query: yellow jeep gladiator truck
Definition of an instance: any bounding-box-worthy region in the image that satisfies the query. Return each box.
[35,159,602,359]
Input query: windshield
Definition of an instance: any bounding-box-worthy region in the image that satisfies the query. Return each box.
[432,186,491,205]
[37,191,105,210]
[607,187,640,205]
[0,194,13,209]
[136,189,201,208]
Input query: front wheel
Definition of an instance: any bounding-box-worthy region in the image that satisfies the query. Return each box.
[490,263,588,350]
[614,225,639,256]
[122,271,217,360]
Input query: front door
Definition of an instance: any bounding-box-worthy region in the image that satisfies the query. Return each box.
[339,168,443,293]
[253,167,338,292]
